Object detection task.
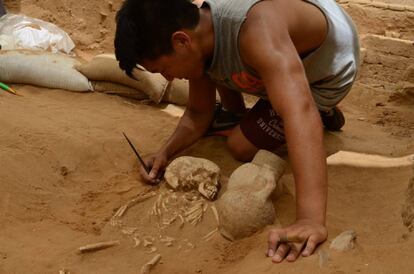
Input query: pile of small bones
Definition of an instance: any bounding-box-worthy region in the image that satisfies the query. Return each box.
[108,186,219,272]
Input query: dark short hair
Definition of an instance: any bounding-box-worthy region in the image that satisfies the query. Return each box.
[115,0,200,77]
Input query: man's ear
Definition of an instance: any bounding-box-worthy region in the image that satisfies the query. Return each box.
[171,31,192,52]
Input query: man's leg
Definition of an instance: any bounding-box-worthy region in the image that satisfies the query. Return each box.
[227,125,259,162]
[205,87,247,135]
[217,86,247,114]
[227,99,286,161]
[319,107,345,131]
[225,98,348,161]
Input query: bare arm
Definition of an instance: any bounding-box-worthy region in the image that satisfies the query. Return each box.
[141,75,217,181]
[216,85,247,114]
[239,7,327,261]
[161,76,216,157]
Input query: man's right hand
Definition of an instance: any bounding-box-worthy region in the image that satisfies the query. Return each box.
[138,76,216,184]
[139,152,168,184]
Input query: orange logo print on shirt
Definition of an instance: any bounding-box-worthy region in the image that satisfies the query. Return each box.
[231,71,264,93]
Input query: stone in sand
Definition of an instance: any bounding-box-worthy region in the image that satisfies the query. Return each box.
[329,230,357,252]
[164,156,220,201]
[216,150,287,241]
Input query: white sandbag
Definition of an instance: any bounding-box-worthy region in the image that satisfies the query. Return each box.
[0,50,92,92]
[0,34,17,50]
[216,150,287,241]
[91,81,148,100]
[163,79,189,106]
[162,79,221,106]
[76,54,168,103]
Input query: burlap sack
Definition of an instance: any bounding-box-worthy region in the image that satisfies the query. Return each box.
[91,81,148,100]
[76,54,168,103]
[163,79,189,106]
[216,150,287,241]
[162,79,221,106]
[0,50,92,92]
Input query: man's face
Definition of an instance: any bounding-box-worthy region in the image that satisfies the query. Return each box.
[142,50,204,81]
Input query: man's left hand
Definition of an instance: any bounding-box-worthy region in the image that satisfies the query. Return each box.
[267,219,328,263]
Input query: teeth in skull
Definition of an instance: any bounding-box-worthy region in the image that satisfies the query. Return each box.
[198,182,218,200]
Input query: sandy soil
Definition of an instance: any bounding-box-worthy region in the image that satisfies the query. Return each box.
[1,0,414,274]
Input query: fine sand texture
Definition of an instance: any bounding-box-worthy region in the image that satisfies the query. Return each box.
[1,0,414,273]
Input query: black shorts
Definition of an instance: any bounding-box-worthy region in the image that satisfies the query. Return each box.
[239,99,286,150]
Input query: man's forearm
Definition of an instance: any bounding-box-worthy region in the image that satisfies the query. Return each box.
[159,75,216,159]
[160,108,212,159]
[284,105,327,225]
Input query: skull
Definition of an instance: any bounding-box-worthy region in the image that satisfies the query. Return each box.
[164,156,220,200]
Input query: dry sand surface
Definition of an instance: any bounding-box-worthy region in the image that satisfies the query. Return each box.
[1,0,414,274]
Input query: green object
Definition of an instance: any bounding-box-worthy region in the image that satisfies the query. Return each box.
[0,81,17,95]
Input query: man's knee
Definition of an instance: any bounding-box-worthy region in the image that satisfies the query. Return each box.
[227,130,257,162]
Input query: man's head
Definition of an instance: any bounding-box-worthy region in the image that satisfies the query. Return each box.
[115,0,204,80]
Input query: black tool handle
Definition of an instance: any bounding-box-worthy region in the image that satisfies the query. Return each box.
[122,132,150,175]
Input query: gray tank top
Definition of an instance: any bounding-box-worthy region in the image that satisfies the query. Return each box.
[204,0,360,111]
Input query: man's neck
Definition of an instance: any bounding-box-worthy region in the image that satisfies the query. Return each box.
[194,5,215,69]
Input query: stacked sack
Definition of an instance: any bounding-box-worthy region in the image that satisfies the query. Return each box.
[75,54,190,105]
[0,50,92,92]
[0,14,93,92]
[0,49,190,105]
[0,13,192,104]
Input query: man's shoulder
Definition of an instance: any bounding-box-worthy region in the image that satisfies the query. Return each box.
[241,1,288,37]
[239,1,289,53]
